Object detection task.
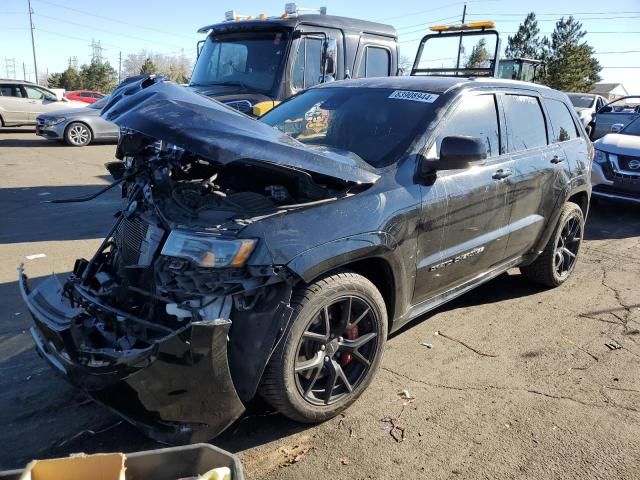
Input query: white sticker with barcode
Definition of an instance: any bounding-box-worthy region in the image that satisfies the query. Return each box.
[388,90,439,103]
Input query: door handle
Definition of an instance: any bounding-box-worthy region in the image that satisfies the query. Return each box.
[492,168,512,180]
[551,155,565,164]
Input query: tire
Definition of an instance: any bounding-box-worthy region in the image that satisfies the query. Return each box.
[520,202,584,287]
[65,122,92,146]
[260,271,388,423]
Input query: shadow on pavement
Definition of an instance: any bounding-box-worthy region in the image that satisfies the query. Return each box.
[0,184,120,244]
[585,200,640,240]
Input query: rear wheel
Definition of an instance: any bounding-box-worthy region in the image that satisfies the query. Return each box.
[260,271,387,423]
[65,122,92,146]
[520,202,584,287]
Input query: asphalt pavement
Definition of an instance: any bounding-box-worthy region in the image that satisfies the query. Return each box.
[1,128,639,479]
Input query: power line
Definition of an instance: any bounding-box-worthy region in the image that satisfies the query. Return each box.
[33,12,190,50]
[32,0,196,41]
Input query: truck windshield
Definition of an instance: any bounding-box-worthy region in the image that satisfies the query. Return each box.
[260,87,436,167]
[190,31,289,93]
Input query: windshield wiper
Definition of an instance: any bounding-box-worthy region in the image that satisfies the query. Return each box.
[190,80,250,91]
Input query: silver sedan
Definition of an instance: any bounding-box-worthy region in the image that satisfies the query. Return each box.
[35,95,118,146]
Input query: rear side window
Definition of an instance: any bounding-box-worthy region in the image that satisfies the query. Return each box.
[357,47,390,78]
[292,37,323,90]
[0,84,22,97]
[436,94,501,158]
[545,98,579,142]
[502,94,547,152]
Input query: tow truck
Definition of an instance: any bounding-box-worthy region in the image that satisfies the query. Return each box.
[410,21,545,82]
[188,3,399,116]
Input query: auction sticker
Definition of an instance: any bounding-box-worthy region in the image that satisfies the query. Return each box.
[388,90,439,103]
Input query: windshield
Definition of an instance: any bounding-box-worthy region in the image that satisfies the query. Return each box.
[89,95,109,109]
[260,87,436,167]
[621,116,640,136]
[567,94,595,109]
[190,31,288,93]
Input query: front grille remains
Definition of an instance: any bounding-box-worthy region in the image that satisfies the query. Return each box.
[115,216,149,267]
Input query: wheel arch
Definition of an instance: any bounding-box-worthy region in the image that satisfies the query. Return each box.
[567,190,590,218]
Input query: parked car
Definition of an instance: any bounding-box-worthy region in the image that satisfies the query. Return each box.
[0,79,86,126]
[591,115,640,204]
[566,92,607,137]
[65,89,106,104]
[36,95,118,146]
[591,95,640,140]
[20,75,592,443]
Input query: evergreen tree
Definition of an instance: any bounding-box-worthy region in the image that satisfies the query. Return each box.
[505,13,542,59]
[139,57,158,75]
[466,39,491,69]
[544,16,601,91]
[79,60,117,92]
[47,67,82,91]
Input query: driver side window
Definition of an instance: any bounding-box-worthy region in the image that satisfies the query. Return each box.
[24,86,55,101]
[430,94,501,159]
[292,37,323,91]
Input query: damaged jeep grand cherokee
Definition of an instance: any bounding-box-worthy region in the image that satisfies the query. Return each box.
[20,74,592,443]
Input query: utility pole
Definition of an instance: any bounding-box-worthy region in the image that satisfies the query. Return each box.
[28,0,39,84]
[23,62,27,81]
[4,57,16,79]
[118,51,122,83]
[455,3,467,74]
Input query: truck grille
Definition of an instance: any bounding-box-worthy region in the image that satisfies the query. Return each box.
[114,217,149,267]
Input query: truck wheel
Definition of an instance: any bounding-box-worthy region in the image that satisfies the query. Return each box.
[260,271,387,423]
[65,122,92,146]
[520,202,584,287]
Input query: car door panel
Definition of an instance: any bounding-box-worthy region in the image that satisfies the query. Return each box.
[413,92,510,303]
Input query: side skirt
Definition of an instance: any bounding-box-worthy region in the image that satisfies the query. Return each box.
[393,256,523,332]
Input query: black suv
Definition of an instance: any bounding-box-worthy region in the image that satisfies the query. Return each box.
[20,75,592,443]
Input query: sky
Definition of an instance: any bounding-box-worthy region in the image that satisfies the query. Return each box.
[1,0,639,93]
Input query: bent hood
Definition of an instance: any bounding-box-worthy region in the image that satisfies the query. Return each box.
[101,75,379,184]
[594,133,640,157]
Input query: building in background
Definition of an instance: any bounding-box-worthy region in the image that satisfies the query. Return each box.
[590,83,629,101]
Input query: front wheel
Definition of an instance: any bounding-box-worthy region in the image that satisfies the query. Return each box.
[520,202,584,287]
[65,122,92,146]
[260,271,387,423]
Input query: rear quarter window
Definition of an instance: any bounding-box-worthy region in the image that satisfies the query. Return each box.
[502,94,547,152]
[545,98,580,142]
[357,47,390,78]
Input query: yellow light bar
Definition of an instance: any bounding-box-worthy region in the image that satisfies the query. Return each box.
[429,20,496,32]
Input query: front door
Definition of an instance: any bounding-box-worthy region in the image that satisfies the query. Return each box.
[413,92,511,302]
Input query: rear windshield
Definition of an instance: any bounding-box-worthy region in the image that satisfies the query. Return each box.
[260,87,437,167]
[567,94,595,109]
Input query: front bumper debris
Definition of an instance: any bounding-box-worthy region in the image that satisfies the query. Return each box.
[18,266,246,444]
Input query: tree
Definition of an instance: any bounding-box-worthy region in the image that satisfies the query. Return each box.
[79,60,117,92]
[505,12,542,59]
[398,55,413,75]
[544,16,601,91]
[139,57,158,75]
[47,66,82,91]
[466,39,491,69]
[123,50,192,82]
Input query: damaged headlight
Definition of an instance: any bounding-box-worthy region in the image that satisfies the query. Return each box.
[161,231,257,267]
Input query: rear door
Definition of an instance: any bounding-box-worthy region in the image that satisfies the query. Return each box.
[500,91,562,259]
[413,91,512,301]
[0,83,30,124]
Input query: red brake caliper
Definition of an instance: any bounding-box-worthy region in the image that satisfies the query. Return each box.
[341,324,359,365]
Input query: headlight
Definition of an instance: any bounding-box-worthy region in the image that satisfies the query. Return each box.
[161,231,257,267]
[594,149,607,164]
[43,117,65,126]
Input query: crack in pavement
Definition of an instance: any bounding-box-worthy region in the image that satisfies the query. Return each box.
[381,366,640,414]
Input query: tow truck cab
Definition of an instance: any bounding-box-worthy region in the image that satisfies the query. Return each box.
[189,3,399,116]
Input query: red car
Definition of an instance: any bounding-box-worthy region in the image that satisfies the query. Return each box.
[65,90,105,104]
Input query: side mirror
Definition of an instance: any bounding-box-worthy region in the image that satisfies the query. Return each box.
[611,123,625,133]
[436,136,487,170]
[599,105,612,113]
[196,39,205,58]
[322,38,337,79]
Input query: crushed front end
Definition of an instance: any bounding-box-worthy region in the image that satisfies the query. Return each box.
[19,133,305,443]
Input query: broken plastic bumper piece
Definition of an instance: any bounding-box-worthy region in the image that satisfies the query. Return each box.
[18,266,246,444]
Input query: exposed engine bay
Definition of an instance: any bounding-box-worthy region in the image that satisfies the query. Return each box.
[59,129,358,360]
